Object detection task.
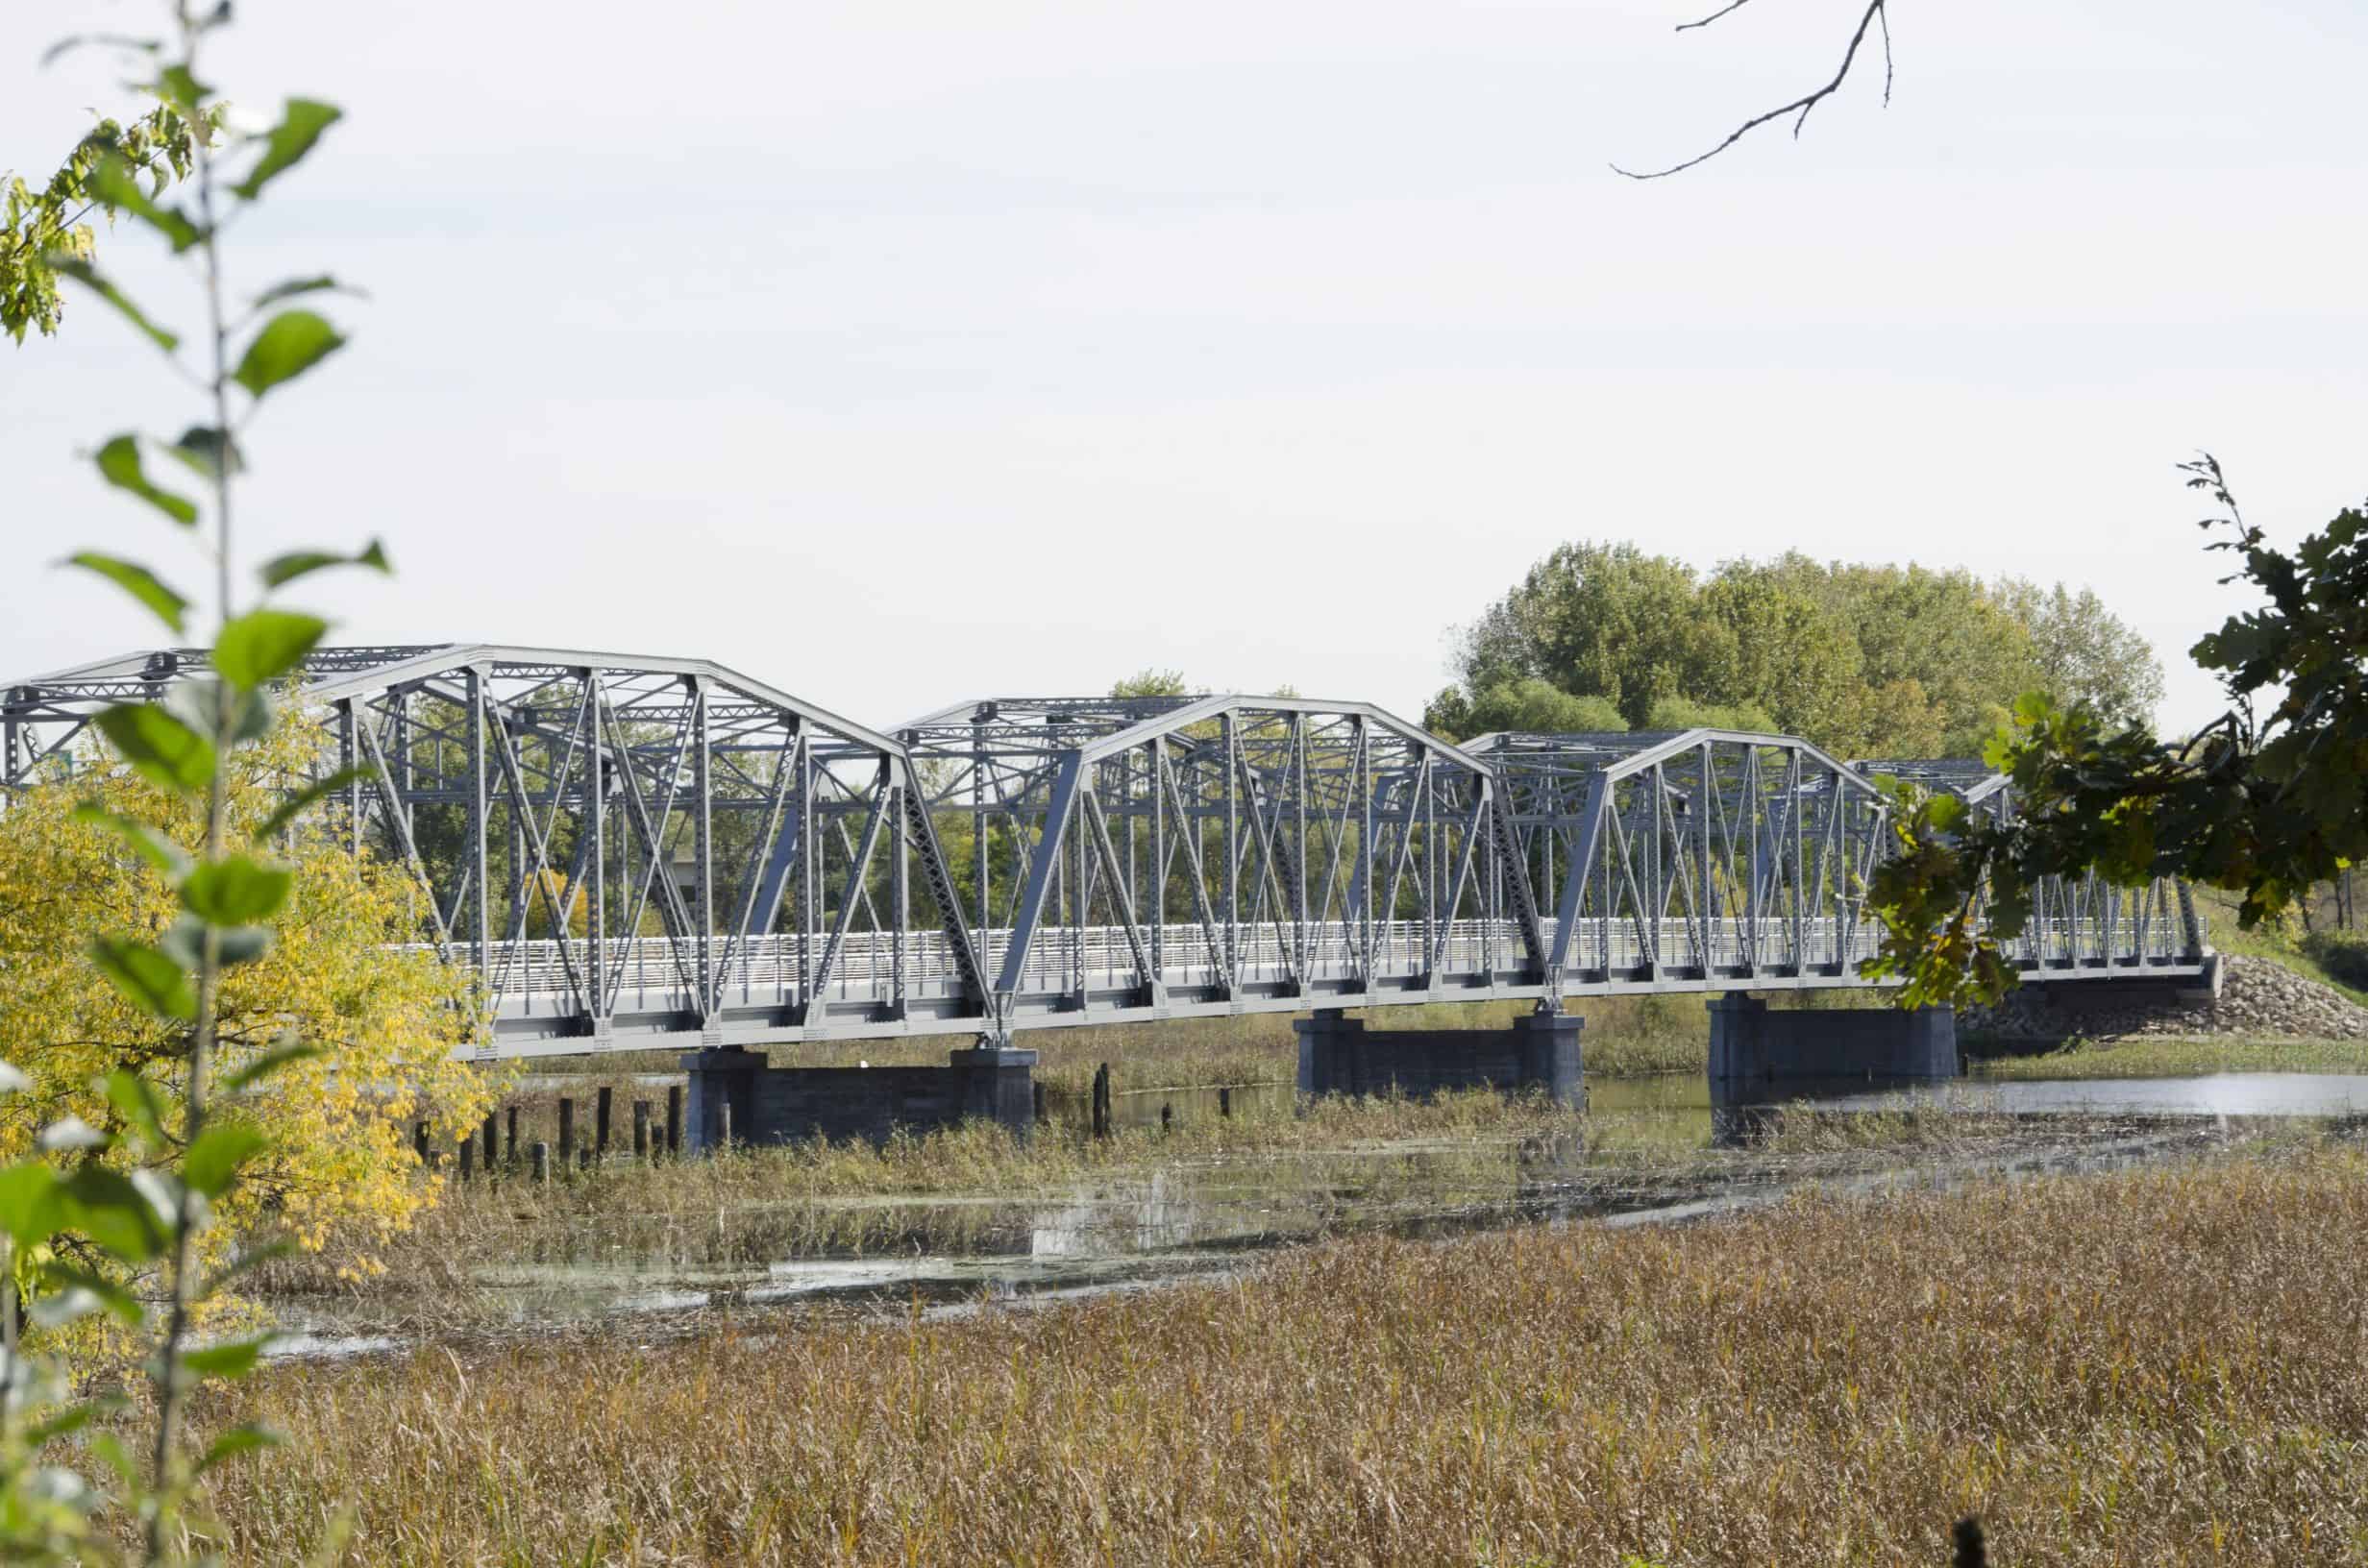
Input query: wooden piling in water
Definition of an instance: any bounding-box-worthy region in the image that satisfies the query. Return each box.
[633,1100,651,1159]
[1219,1086,1232,1119]
[458,1137,475,1180]
[481,1113,499,1173]
[1092,1064,1112,1140]
[557,1097,575,1168]
[413,1121,430,1164]
[505,1105,519,1164]
[666,1085,682,1156]
[530,1140,549,1184]
[596,1086,612,1163]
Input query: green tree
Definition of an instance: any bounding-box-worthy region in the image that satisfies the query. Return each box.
[1436,541,2150,761]
[1425,677,1627,742]
[1641,694,1778,734]
[1697,564,1862,743]
[1111,669,1192,698]
[1993,576,2165,727]
[1868,459,2368,1007]
[1452,542,1726,726]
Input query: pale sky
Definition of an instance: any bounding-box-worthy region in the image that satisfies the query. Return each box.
[4,0,2363,735]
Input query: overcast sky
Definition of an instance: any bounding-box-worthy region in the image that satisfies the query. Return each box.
[4,0,2362,735]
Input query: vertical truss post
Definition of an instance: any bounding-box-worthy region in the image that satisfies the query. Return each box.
[586,673,607,1024]
[1150,736,1167,997]
[337,700,359,856]
[467,665,490,976]
[689,674,715,1025]
[1222,714,1239,982]
[1356,719,1374,988]
[1697,740,1714,970]
[891,777,910,1017]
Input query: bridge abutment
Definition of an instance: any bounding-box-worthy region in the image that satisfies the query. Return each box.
[678,1044,1037,1152]
[1707,994,1959,1090]
[1294,1008,1584,1107]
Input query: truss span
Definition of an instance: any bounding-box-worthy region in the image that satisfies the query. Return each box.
[1,650,2213,1058]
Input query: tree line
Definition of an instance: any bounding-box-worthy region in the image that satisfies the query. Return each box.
[1420,543,2162,761]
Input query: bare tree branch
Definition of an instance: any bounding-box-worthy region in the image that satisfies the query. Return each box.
[1676,0,1761,32]
[1613,0,1890,181]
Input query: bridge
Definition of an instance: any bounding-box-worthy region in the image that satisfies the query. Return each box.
[5,645,2210,1068]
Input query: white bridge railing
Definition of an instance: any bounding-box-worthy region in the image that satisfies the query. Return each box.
[416,907,2189,1017]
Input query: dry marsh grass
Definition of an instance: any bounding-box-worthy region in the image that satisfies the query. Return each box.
[201,1145,2368,1565]
[1978,1032,2368,1079]
[270,1089,1598,1296]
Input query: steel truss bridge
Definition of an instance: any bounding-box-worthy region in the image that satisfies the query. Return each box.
[3,646,2210,1060]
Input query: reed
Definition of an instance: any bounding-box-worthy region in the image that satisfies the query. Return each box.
[199,1144,2368,1564]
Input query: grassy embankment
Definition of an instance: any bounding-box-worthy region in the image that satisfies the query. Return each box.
[203,1141,2368,1565]
[1976,884,2368,1080]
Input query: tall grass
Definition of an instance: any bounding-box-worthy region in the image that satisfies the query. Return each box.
[1980,1033,2368,1080]
[202,1145,2368,1564]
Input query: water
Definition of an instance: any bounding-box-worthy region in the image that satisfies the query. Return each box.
[263,1070,2368,1360]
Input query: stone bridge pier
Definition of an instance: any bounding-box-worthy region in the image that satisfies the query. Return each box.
[680,1044,1037,1153]
[1294,1008,1585,1107]
[1707,993,1960,1091]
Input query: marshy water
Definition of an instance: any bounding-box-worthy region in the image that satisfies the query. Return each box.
[265,1068,2368,1360]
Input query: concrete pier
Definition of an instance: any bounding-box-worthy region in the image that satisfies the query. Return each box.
[1707,994,1959,1090]
[679,1043,1037,1153]
[1295,1008,1584,1107]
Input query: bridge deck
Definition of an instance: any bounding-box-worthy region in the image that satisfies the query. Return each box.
[452,916,2210,1059]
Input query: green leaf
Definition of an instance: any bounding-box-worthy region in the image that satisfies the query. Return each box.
[158,913,272,969]
[93,702,215,793]
[91,434,197,526]
[257,765,369,841]
[163,679,276,747]
[213,608,328,688]
[196,1422,283,1474]
[182,1335,274,1378]
[164,425,242,478]
[40,34,161,66]
[184,1124,264,1198]
[216,925,273,966]
[87,937,196,1021]
[182,854,292,924]
[32,1268,144,1330]
[225,1040,322,1095]
[70,804,194,878]
[88,1433,139,1489]
[23,1404,103,1447]
[51,261,181,355]
[61,1168,166,1263]
[100,1069,169,1149]
[250,275,367,310]
[258,539,390,589]
[232,308,344,397]
[86,152,201,252]
[156,63,212,113]
[0,1164,63,1250]
[231,99,341,200]
[1926,795,1967,833]
[62,551,188,633]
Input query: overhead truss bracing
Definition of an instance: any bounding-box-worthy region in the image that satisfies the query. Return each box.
[897,694,1547,1033]
[0,653,2213,1059]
